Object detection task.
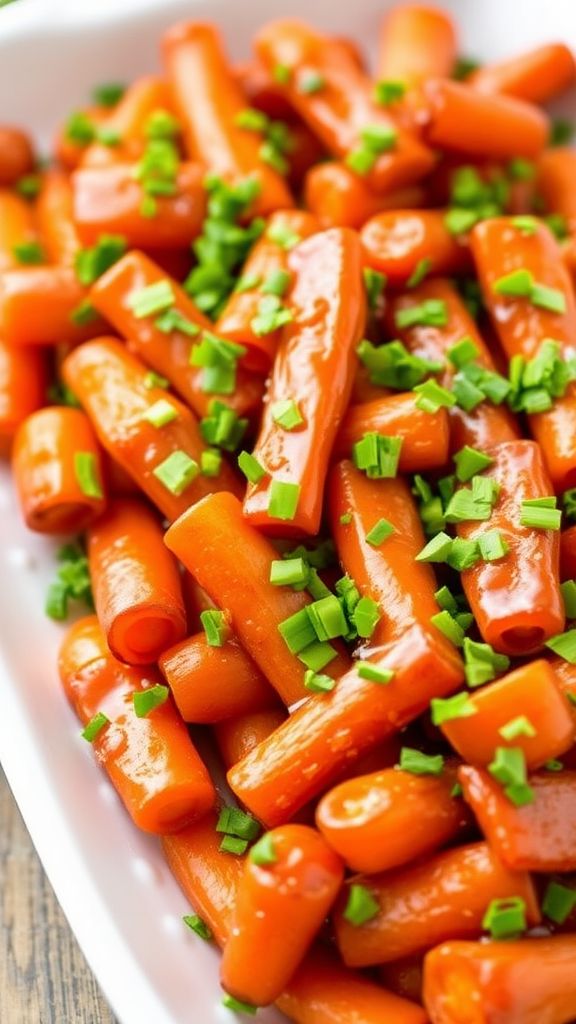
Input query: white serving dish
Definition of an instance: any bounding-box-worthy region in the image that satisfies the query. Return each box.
[0,1,574,1022]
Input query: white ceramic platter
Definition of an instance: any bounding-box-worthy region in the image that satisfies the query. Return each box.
[0,1,574,1022]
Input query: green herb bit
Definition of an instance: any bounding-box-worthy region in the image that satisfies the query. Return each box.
[221,993,258,1015]
[128,279,175,318]
[357,338,442,390]
[81,712,109,742]
[270,557,309,588]
[190,332,246,395]
[561,580,576,619]
[444,487,492,523]
[454,445,493,483]
[200,400,248,451]
[304,670,336,693]
[271,398,304,431]
[343,884,380,926]
[430,610,466,647]
[415,531,453,563]
[431,692,477,726]
[267,221,301,250]
[353,433,403,479]
[74,451,103,499]
[499,715,537,741]
[133,684,169,718]
[153,451,198,495]
[65,111,96,145]
[238,450,267,485]
[413,379,456,413]
[365,518,394,547]
[143,398,178,428]
[250,833,277,865]
[357,663,394,684]
[478,529,509,562]
[483,896,527,939]
[519,499,561,530]
[444,208,479,236]
[13,241,44,265]
[272,63,291,85]
[220,836,249,856]
[15,174,41,199]
[406,257,431,288]
[550,118,574,146]
[144,371,170,390]
[261,268,291,297]
[545,628,576,663]
[267,480,300,521]
[507,158,535,181]
[216,805,260,841]
[92,82,125,107]
[298,70,326,94]
[399,747,444,776]
[351,596,381,639]
[201,449,222,477]
[396,299,448,329]
[154,307,200,337]
[374,79,406,105]
[446,537,481,571]
[183,914,212,940]
[251,294,293,336]
[201,609,229,648]
[363,268,386,310]
[542,881,576,925]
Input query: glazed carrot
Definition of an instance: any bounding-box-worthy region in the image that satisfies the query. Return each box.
[560,525,576,581]
[36,169,81,265]
[228,623,463,827]
[62,338,242,521]
[379,957,424,1006]
[215,708,287,768]
[538,149,576,236]
[0,126,34,186]
[316,763,469,874]
[460,765,576,872]
[423,79,549,158]
[550,657,576,724]
[360,209,470,287]
[159,634,278,724]
[377,5,457,84]
[333,841,540,967]
[388,278,520,452]
[54,105,108,171]
[457,440,564,655]
[304,162,425,230]
[163,23,293,216]
[13,407,106,533]
[214,210,319,373]
[243,228,366,536]
[164,491,350,705]
[59,616,215,833]
[90,250,264,419]
[101,452,140,498]
[162,812,243,947]
[334,394,450,473]
[0,189,38,272]
[0,266,104,346]
[181,573,215,631]
[80,76,173,169]
[0,343,47,452]
[423,936,576,1024]
[469,44,576,104]
[234,60,294,120]
[440,660,574,769]
[87,498,186,665]
[284,121,326,190]
[329,460,448,646]
[255,21,436,194]
[278,947,428,1024]
[72,162,206,249]
[220,825,344,1005]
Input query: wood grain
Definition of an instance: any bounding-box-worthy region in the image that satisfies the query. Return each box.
[0,768,117,1024]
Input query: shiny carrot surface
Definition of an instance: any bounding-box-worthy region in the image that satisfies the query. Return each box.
[334,393,450,473]
[59,616,215,833]
[36,169,81,265]
[377,5,456,85]
[361,209,470,286]
[215,707,287,768]
[0,342,47,450]
[0,265,104,346]
[0,189,38,272]
[304,161,425,230]
[469,43,576,104]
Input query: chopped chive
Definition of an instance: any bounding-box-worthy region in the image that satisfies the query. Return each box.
[200,449,222,477]
[454,445,493,482]
[259,139,289,174]
[201,609,229,647]
[222,994,257,1015]
[360,123,398,153]
[235,273,261,294]
[545,628,576,663]
[235,107,269,133]
[219,836,249,856]
[447,337,479,369]
[434,585,459,614]
[507,158,535,181]
[451,782,463,797]
[545,758,564,771]
[13,240,44,265]
[144,371,170,390]
[65,111,96,145]
[142,398,178,427]
[463,637,509,688]
[268,479,300,521]
[499,715,536,741]
[154,307,200,336]
[183,914,212,940]
[298,70,325,94]
[251,294,293,335]
[357,338,442,390]
[70,300,98,326]
[92,82,125,107]
[471,475,500,505]
[396,299,448,329]
[413,379,456,413]
[279,608,317,654]
[446,537,481,571]
[550,118,574,146]
[351,596,380,639]
[267,221,300,250]
[542,881,576,925]
[365,518,394,546]
[339,512,352,525]
[306,594,348,641]
[128,279,175,318]
[357,663,394,684]
[431,692,477,726]
[530,282,566,313]
[363,268,386,310]
[153,451,198,495]
[374,79,406,105]
[238,450,267,484]
[74,451,103,499]
[15,173,41,199]
[488,746,534,805]
[544,213,568,240]
[271,398,304,431]
[444,208,479,236]
[483,897,527,939]
[343,884,379,926]
[270,557,309,588]
[399,747,444,776]
[261,267,291,297]
[519,500,561,530]
[133,684,169,718]
[216,805,260,840]
[250,832,277,865]
[346,146,377,176]
[272,63,291,85]
[478,529,509,562]
[444,488,491,523]
[430,610,465,647]
[140,195,158,218]
[298,641,337,672]
[561,580,576,619]
[200,400,247,452]
[353,433,403,479]
[511,215,538,236]
[415,532,453,563]
[81,712,109,742]
[494,268,534,298]
[406,257,431,289]
[304,670,336,693]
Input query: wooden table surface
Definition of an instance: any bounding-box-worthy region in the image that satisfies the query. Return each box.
[0,768,117,1024]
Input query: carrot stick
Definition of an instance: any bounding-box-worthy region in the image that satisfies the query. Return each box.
[304,161,426,230]
[440,660,574,769]
[59,616,215,833]
[214,210,319,373]
[334,394,449,473]
[220,824,344,1006]
[164,491,351,705]
[87,497,186,665]
[163,22,293,216]
[469,43,576,104]
[316,763,469,874]
[159,633,279,724]
[423,936,576,1024]
[538,149,576,237]
[360,209,470,287]
[255,21,436,194]
[215,708,287,768]
[36,169,81,265]
[377,5,457,85]
[162,812,243,948]
[227,623,463,827]
[80,76,173,169]
[0,126,35,186]
[0,189,38,272]
[234,59,294,120]
[72,162,206,249]
[560,525,576,581]
[422,79,549,158]
[278,946,429,1024]
[62,337,242,521]
[387,278,520,452]
[457,440,564,655]
[90,250,263,419]
[329,460,449,646]
[333,841,540,967]
[550,657,576,723]
[13,407,106,533]
[243,227,366,536]
[460,765,576,872]
[0,266,105,346]
[0,342,47,452]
